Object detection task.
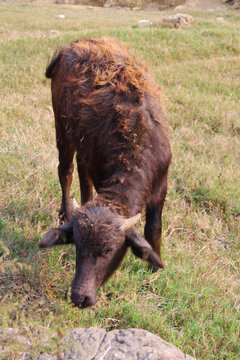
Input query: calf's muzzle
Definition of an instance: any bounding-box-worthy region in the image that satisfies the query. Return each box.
[71,291,98,308]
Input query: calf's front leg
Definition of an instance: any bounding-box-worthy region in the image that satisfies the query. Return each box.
[144,173,168,271]
[76,154,93,206]
[57,143,75,223]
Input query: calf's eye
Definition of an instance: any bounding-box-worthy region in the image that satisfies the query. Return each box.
[105,247,114,254]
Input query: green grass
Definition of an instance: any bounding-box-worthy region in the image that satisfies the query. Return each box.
[0,3,240,359]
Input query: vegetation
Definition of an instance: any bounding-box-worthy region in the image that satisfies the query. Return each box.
[0,3,239,359]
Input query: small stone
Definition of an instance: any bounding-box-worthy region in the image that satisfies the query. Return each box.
[48,30,60,37]
[216,17,225,22]
[138,19,153,27]
[55,15,65,19]
[215,238,230,250]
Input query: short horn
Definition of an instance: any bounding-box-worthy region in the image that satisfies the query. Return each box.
[120,213,141,232]
[72,198,80,213]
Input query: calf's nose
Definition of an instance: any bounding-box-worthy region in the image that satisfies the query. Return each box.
[71,292,97,308]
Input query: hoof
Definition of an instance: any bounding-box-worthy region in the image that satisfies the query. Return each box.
[148,262,164,272]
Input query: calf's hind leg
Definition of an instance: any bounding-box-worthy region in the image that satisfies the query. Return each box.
[57,142,75,223]
[144,173,168,271]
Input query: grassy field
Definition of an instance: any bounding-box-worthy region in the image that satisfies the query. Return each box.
[0,2,240,359]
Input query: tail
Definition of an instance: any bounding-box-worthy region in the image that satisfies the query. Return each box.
[45,51,62,79]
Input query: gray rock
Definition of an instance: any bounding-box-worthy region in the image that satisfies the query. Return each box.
[35,355,57,360]
[61,328,195,360]
[161,13,194,29]
[62,327,107,359]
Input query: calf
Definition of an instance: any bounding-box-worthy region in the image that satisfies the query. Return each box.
[40,38,171,308]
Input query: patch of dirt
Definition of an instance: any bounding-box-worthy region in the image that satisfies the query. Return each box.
[182,0,229,10]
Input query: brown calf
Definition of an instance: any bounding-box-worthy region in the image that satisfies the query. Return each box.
[40,38,171,308]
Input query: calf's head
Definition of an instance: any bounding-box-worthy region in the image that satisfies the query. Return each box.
[39,202,162,308]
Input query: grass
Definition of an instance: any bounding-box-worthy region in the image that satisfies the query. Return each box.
[0,2,240,359]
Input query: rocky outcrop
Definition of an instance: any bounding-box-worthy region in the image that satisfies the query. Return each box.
[230,0,240,8]
[0,327,196,360]
[58,0,186,10]
[160,13,194,28]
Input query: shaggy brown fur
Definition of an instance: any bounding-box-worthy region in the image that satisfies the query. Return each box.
[41,38,171,308]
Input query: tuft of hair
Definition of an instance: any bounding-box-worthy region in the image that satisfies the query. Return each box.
[45,51,62,79]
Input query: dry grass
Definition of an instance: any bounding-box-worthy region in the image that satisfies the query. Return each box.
[0,3,240,359]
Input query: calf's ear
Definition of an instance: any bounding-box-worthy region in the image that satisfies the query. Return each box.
[39,221,74,248]
[126,232,164,271]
